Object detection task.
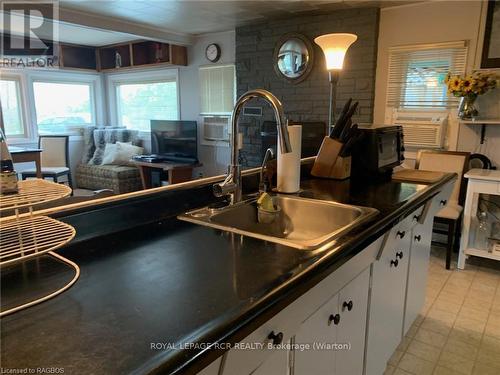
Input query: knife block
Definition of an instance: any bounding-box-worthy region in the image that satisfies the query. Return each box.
[311,136,350,179]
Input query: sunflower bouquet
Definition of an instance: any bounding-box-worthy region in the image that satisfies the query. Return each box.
[444,72,498,118]
[444,72,498,98]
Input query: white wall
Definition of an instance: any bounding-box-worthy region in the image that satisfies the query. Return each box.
[178,30,235,177]
[374,0,500,167]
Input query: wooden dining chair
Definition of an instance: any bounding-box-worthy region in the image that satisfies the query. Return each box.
[415,150,470,269]
[21,135,73,188]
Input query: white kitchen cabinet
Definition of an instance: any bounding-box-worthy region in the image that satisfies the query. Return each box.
[294,267,370,375]
[404,211,433,334]
[197,357,222,375]
[336,267,370,375]
[252,342,290,375]
[218,239,382,375]
[294,295,338,374]
[365,218,412,375]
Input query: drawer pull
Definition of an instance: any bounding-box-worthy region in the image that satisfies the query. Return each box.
[414,235,421,242]
[440,199,447,206]
[391,259,399,268]
[397,230,406,239]
[396,251,404,259]
[267,331,284,346]
[328,314,341,326]
[342,300,353,311]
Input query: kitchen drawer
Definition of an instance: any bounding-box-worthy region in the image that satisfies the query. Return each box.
[221,295,304,374]
[428,180,455,218]
[378,212,414,260]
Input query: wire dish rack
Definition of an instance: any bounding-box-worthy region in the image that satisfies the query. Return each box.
[0,179,79,317]
[1,216,76,267]
[0,179,72,212]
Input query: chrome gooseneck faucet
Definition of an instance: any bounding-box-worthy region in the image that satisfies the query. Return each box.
[213,89,292,203]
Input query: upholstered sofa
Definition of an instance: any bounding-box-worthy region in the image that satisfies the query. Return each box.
[75,127,143,194]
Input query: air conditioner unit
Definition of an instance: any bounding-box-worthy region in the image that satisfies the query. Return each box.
[202,115,231,142]
[393,112,447,148]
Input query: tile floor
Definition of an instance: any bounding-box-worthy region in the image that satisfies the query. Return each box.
[385,247,500,375]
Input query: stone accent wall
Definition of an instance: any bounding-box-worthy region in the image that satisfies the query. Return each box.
[236,8,379,166]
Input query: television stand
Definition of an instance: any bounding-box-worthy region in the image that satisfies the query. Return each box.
[130,159,201,189]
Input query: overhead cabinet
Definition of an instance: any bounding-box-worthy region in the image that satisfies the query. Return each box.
[98,41,187,71]
[58,41,187,71]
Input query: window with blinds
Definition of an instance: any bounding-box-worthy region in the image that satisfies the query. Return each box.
[199,64,235,114]
[386,41,468,109]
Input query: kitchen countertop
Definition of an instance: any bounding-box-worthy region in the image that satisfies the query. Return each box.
[0,174,454,375]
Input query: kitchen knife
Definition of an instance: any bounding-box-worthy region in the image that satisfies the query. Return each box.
[330,98,352,138]
[334,101,358,141]
[339,118,352,143]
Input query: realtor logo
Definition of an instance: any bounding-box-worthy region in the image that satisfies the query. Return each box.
[1,1,59,67]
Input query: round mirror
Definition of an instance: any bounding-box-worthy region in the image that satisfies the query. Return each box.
[274,33,314,83]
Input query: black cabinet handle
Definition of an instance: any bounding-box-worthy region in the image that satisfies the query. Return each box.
[397,231,406,239]
[343,300,353,311]
[267,331,284,346]
[396,251,403,259]
[440,199,447,206]
[328,314,340,326]
[391,259,399,267]
[414,234,421,242]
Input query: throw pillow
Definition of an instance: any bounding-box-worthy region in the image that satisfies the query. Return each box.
[101,142,131,165]
[102,142,143,166]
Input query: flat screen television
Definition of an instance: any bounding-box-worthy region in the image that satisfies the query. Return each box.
[150,120,198,163]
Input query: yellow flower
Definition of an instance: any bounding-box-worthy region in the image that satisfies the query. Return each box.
[462,77,475,92]
[449,76,462,91]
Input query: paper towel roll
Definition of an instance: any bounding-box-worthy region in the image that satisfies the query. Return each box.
[277,125,302,193]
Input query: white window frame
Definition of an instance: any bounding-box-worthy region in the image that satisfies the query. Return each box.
[27,70,103,135]
[106,68,180,134]
[0,72,31,142]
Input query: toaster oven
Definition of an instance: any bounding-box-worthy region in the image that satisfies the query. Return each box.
[351,125,405,179]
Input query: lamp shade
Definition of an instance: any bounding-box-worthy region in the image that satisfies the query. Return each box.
[314,33,357,70]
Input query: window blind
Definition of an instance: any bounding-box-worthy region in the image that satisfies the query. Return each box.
[199,64,235,114]
[386,41,468,109]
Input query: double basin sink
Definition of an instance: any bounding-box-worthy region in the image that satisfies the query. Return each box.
[178,195,379,250]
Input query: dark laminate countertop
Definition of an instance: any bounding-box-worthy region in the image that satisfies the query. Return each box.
[0,175,454,375]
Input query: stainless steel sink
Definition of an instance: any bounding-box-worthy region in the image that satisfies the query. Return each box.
[178,195,378,250]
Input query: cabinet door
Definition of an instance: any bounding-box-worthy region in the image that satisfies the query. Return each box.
[294,295,339,375]
[335,267,370,375]
[365,228,411,375]
[197,358,221,375]
[404,216,433,334]
[252,345,290,375]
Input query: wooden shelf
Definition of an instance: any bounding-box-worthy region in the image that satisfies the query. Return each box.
[99,44,132,70]
[459,119,500,144]
[459,119,500,125]
[99,41,187,71]
[464,247,500,261]
[60,44,97,70]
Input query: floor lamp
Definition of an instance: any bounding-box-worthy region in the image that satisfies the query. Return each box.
[314,33,357,134]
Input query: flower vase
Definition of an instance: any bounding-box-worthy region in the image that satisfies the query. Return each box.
[458,95,478,119]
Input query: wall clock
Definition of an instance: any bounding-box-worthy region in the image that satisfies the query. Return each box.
[205,43,221,63]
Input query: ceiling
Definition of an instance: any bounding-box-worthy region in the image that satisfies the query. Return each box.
[3,10,138,47]
[60,0,420,37]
